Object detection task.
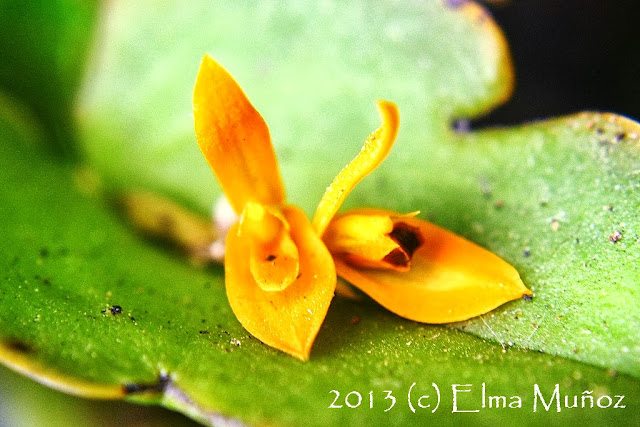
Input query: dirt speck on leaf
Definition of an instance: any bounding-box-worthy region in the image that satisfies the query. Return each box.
[609,230,623,243]
[4,339,34,354]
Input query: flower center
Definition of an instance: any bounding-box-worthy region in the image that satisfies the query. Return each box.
[323,212,424,272]
[238,202,300,291]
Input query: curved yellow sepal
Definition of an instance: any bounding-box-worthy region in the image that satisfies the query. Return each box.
[332,209,532,323]
[225,205,336,360]
[193,54,285,214]
[312,100,399,237]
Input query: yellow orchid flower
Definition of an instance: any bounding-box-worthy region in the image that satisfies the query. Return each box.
[193,54,532,360]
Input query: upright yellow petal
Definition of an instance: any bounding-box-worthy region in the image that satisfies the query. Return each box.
[193,54,285,213]
[312,100,399,236]
[332,209,532,323]
[224,205,336,360]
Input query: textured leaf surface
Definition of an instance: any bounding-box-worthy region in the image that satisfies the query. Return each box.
[0,0,638,425]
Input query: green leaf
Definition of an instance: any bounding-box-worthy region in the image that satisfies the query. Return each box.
[0,0,100,156]
[436,114,640,376]
[1,0,639,425]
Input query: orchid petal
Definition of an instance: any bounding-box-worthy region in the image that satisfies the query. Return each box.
[312,100,399,236]
[193,54,285,214]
